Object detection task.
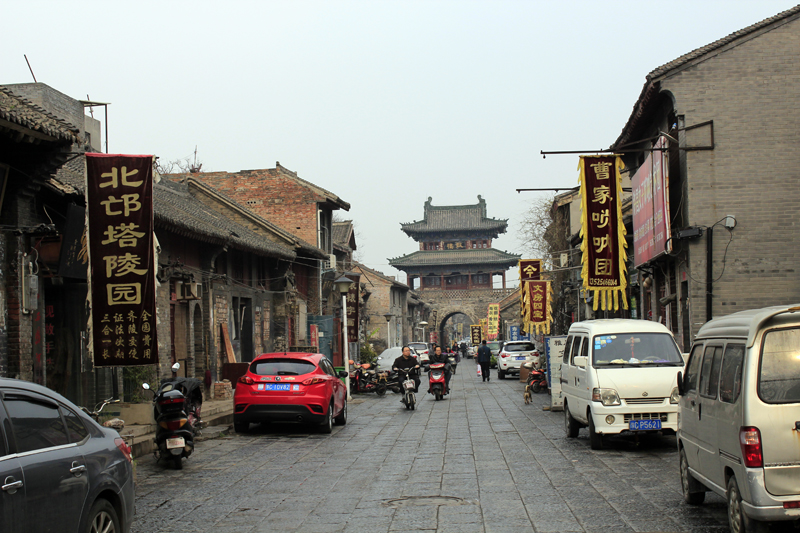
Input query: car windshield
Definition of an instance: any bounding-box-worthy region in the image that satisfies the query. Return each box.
[504,343,536,352]
[409,343,427,351]
[759,326,800,404]
[592,333,682,366]
[487,342,501,351]
[251,359,316,376]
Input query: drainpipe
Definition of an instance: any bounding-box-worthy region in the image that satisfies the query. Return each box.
[706,228,713,321]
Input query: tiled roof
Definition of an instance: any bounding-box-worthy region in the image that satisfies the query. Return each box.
[401,196,508,236]
[389,248,521,269]
[649,5,800,80]
[333,221,356,250]
[352,261,408,289]
[614,5,800,148]
[0,87,80,144]
[155,179,296,260]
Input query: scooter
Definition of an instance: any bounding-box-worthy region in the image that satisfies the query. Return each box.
[349,360,387,396]
[397,368,417,410]
[143,363,204,470]
[428,362,447,401]
[448,353,459,376]
[523,362,548,393]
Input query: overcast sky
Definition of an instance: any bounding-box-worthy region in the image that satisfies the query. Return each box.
[3,0,795,286]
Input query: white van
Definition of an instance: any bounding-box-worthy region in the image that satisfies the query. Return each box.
[561,319,683,449]
[678,304,800,533]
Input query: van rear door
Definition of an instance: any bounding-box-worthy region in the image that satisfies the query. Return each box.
[758,326,800,496]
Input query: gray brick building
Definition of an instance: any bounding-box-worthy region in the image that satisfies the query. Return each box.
[613,6,800,350]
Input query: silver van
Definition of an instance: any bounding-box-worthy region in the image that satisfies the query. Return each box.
[678,304,800,532]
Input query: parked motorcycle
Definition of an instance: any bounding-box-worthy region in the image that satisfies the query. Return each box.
[523,362,548,393]
[143,363,204,470]
[397,368,417,410]
[349,360,387,396]
[428,362,447,401]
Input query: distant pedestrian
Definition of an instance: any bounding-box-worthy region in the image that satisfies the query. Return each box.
[476,340,491,382]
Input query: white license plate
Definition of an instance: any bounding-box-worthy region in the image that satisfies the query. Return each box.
[166,437,185,449]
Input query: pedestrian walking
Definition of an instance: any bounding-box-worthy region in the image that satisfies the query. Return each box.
[476,340,491,382]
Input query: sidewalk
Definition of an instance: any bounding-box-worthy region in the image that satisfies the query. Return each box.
[122,398,234,459]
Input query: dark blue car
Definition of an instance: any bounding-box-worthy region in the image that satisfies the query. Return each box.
[0,378,135,532]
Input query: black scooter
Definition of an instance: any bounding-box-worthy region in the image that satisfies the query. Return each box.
[143,363,205,470]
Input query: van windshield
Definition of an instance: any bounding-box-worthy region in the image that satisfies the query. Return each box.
[592,333,682,367]
[759,327,800,404]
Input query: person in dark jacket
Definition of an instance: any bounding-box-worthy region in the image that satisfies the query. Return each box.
[476,340,492,382]
[428,345,452,394]
[392,346,420,392]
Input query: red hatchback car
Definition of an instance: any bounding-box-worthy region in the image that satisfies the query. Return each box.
[234,352,348,433]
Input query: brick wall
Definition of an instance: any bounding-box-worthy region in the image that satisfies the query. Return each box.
[188,168,324,246]
[660,15,800,335]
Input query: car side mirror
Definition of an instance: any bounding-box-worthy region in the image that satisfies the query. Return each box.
[677,371,684,396]
[338,371,348,378]
[573,356,587,368]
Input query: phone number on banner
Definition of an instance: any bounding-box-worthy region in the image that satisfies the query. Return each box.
[588,279,621,287]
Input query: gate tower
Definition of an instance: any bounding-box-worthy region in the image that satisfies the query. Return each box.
[389,196,520,342]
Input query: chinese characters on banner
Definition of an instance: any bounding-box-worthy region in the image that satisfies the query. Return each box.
[487,304,499,340]
[344,274,360,343]
[310,325,319,352]
[480,318,487,340]
[578,155,628,311]
[470,325,482,344]
[523,280,553,335]
[518,259,542,282]
[86,154,157,367]
[632,136,672,267]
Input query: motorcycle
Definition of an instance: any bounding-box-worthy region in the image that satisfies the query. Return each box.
[428,362,447,401]
[448,353,459,376]
[523,361,548,393]
[397,368,417,410]
[143,363,205,470]
[349,360,387,396]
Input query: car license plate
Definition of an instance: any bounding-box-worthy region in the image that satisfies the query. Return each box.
[515,356,526,360]
[264,384,291,391]
[629,419,661,431]
[166,437,185,449]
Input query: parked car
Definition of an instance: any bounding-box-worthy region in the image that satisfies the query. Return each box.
[677,304,800,532]
[497,341,539,379]
[0,377,135,533]
[234,353,348,434]
[561,319,683,450]
[377,346,419,371]
[409,342,430,365]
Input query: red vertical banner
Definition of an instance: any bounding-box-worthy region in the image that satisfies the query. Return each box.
[345,273,360,344]
[310,325,319,352]
[86,154,157,367]
[578,155,628,311]
[523,280,553,335]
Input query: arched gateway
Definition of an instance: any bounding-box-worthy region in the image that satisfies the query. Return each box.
[390,196,519,344]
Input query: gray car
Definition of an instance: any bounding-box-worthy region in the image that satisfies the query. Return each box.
[0,378,135,533]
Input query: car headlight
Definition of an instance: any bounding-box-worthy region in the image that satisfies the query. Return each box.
[592,388,621,406]
[669,386,680,404]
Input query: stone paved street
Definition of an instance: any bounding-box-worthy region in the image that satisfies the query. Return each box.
[131,360,730,533]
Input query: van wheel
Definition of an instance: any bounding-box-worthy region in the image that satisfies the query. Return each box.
[680,448,705,505]
[727,476,768,533]
[564,403,579,438]
[589,415,604,450]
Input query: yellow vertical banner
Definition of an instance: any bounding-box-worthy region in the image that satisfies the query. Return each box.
[487,303,500,340]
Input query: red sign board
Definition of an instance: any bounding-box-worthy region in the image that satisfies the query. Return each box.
[632,136,672,267]
[86,154,157,367]
[310,325,319,351]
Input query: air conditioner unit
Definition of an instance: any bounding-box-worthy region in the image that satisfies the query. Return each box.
[180,282,202,300]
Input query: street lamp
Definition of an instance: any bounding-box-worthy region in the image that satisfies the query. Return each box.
[334,276,354,399]
[383,313,394,348]
[419,321,428,344]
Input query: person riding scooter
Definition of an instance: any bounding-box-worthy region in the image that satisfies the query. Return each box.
[428,346,452,394]
[392,346,420,392]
